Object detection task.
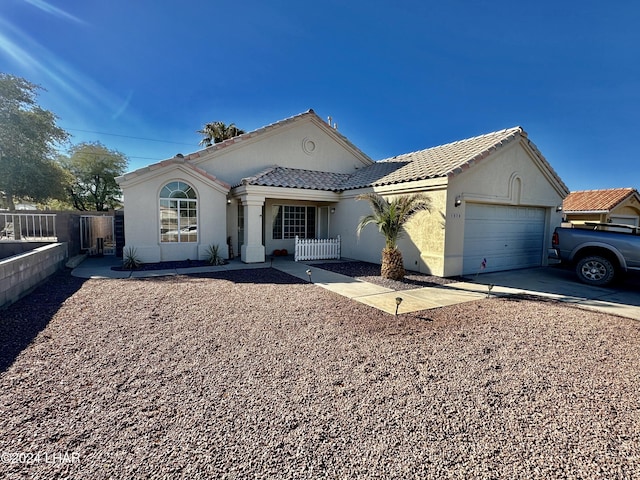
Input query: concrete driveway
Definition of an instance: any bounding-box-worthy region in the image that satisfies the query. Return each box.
[460,266,640,321]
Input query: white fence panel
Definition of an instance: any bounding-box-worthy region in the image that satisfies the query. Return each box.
[0,213,57,241]
[294,235,341,261]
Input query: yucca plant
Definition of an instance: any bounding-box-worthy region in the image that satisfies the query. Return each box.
[356,192,432,280]
[206,244,225,266]
[122,246,141,270]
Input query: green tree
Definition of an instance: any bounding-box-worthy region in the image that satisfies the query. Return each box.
[62,142,128,211]
[197,121,244,147]
[0,73,69,210]
[356,192,432,280]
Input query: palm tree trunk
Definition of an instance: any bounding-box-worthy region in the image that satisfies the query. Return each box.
[381,247,406,280]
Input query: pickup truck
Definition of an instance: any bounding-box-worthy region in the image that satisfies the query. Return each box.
[549,222,640,286]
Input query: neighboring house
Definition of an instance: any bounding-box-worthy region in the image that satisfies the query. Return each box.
[14,203,38,210]
[563,188,640,228]
[117,109,569,277]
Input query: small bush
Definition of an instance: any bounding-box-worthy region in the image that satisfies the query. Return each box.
[206,244,225,266]
[122,247,141,270]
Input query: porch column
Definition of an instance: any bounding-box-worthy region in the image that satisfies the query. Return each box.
[241,195,265,263]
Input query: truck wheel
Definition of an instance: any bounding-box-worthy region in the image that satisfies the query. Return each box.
[575,256,616,286]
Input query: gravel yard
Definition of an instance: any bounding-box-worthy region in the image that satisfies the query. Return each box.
[1,267,639,479]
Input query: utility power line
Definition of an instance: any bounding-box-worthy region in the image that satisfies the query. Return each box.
[63,127,199,147]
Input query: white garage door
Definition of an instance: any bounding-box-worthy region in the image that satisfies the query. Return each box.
[463,204,546,275]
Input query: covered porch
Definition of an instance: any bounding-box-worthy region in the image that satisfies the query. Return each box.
[231,183,342,263]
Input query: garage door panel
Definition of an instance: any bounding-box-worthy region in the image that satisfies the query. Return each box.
[463,204,545,275]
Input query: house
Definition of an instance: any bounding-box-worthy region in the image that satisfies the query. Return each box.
[116,109,569,277]
[563,188,640,228]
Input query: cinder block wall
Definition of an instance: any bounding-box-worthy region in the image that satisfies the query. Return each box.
[0,243,68,309]
[0,242,52,260]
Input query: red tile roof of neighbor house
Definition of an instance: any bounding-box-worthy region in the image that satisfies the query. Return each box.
[563,188,639,212]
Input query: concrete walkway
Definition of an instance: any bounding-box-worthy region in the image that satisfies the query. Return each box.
[273,261,486,315]
[69,255,270,279]
[70,256,640,319]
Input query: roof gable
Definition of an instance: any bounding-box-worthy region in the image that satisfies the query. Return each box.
[184,109,373,167]
[563,188,640,212]
[118,109,373,187]
[116,157,231,191]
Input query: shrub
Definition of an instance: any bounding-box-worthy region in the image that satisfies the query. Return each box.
[206,244,225,266]
[122,247,141,270]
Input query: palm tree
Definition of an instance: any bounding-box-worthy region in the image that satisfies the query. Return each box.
[197,121,245,147]
[356,192,432,280]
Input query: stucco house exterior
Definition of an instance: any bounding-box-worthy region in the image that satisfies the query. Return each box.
[116,109,569,277]
[563,188,640,228]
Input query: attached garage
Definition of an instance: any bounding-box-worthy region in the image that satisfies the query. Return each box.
[462,204,546,274]
[339,125,569,277]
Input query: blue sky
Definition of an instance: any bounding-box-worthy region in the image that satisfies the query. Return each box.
[1,0,639,191]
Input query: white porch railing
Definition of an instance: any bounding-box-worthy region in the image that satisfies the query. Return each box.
[0,213,57,241]
[295,235,341,261]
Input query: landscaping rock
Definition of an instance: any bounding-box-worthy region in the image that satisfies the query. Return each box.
[1,268,638,478]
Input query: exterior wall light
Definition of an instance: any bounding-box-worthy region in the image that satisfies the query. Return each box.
[330,207,336,214]
[555,205,562,212]
[454,196,462,207]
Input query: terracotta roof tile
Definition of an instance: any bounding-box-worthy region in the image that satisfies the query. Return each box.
[563,188,638,212]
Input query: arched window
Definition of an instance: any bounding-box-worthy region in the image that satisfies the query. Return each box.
[159,181,197,243]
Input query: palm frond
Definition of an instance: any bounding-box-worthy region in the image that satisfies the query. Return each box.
[356,192,432,249]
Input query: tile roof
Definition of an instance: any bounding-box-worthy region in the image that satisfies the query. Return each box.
[343,127,531,189]
[239,166,351,191]
[563,188,639,212]
[119,113,568,198]
[239,126,570,194]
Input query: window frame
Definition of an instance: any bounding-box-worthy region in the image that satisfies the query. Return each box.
[272,205,316,240]
[159,181,198,244]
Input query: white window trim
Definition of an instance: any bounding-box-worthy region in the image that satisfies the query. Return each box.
[159,182,198,244]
